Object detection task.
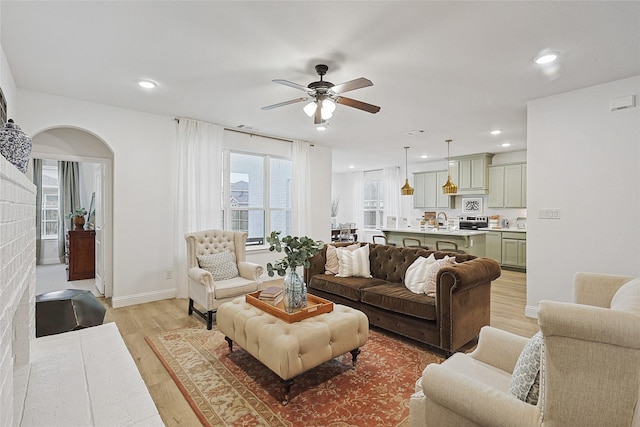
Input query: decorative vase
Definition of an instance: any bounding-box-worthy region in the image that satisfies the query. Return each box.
[283,268,307,313]
[0,119,32,174]
[73,216,85,230]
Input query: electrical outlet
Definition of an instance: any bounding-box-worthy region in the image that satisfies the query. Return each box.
[165,270,172,279]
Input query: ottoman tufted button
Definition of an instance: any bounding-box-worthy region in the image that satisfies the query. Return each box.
[298,353,302,358]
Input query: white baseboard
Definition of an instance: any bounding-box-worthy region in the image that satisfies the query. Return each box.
[524,304,539,319]
[112,288,177,308]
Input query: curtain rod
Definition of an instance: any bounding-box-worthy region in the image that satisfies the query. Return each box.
[174,117,312,145]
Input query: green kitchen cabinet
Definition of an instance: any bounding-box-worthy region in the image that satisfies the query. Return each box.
[501,231,526,269]
[413,171,454,209]
[488,163,527,208]
[485,231,502,263]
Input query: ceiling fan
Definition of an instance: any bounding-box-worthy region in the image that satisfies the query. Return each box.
[262,64,381,126]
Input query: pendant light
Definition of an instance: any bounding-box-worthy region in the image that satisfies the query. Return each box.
[442,139,458,195]
[401,146,414,196]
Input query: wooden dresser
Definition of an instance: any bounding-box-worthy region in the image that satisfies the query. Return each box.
[67,230,95,281]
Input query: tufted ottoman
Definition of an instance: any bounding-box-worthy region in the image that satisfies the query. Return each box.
[217,296,369,405]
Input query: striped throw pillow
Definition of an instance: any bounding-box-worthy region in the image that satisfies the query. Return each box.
[336,244,372,278]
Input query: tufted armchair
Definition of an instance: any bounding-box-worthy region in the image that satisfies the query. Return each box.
[410,272,640,427]
[184,229,263,329]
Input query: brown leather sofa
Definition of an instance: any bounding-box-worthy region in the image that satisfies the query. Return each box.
[304,243,501,355]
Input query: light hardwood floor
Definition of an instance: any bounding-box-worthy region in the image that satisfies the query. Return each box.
[100,270,536,426]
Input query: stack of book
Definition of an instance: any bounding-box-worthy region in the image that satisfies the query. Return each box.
[259,286,283,306]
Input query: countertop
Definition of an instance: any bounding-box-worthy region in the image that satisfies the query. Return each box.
[478,227,527,233]
[381,228,488,237]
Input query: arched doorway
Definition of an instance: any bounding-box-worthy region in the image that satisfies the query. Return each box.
[30,126,114,298]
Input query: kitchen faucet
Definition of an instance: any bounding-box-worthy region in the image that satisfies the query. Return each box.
[436,212,448,229]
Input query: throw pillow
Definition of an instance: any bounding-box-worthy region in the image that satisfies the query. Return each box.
[404,254,437,294]
[197,250,239,281]
[325,243,360,275]
[510,331,543,405]
[336,244,372,278]
[610,278,640,313]
[424,256,457,296]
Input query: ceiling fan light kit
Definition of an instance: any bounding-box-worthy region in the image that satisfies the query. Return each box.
[262,64,380,127]
[442,139,458,195]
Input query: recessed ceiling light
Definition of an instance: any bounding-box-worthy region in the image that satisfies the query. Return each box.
[420,155,428,159]
[490,130,501,135]
[138,80,157,89]
[534,53,558,65]
[501,143,511,147]
[316,124,327,131]
[348,164,355,169]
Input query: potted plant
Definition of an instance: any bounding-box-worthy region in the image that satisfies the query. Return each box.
[65,207,87,230]
[266,231,323,313]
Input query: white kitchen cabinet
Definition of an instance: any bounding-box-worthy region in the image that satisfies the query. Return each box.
[449,153,494,194]
[413,171,454,209]
[488,163,527,208]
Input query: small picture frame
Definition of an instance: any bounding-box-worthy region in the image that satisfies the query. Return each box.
[386,216,397,229]
[462,197,483,214]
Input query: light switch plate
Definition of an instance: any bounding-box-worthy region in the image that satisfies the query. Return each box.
[539,208,561,219]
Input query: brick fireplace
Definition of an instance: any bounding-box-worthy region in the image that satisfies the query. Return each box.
[0,155,36,426]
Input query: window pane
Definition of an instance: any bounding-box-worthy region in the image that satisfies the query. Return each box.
[43,221,58,237]
[44,209,58,221]
[270,158,291,209]
[231,209,265,246]
[230,153,264,208]
[363,211,377,228]
[271,210,291,235]
[364,181,378,200]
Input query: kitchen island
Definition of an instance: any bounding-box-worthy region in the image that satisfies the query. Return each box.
[381,228,487,257]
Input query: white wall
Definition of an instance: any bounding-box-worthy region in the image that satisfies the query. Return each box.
[527,75,640,315]
[16,89,179,307]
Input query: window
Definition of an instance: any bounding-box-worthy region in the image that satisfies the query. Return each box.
[223,151,291,247]
[41,160,59,238]
[364,170,384,229]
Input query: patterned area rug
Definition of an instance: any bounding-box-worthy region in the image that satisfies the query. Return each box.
[146,326,443,427]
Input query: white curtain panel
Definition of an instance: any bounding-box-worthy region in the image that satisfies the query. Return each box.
[353,171,364,232]
[383,166,401,219]
[174,118,223,298]
[291,140,311,236]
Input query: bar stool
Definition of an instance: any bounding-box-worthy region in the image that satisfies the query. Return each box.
[372,235,396,246]
[435,240,465,254]
[403,237,425,248]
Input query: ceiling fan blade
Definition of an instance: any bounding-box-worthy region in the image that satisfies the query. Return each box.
[336,96,381,114]
[273,79,312,93]
[330,77,373,94]
[314,103,322,125]
[261,97,307,110]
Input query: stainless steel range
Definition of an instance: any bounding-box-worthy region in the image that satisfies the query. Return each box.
[458,216,488,230]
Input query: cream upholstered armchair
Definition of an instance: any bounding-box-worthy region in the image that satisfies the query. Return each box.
[410,272,640,427]
[185,230,263,329]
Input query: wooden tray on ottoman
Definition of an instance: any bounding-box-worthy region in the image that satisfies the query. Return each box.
[245,291,334,323]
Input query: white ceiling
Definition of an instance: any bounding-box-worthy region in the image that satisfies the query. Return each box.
[2,1,639,173]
